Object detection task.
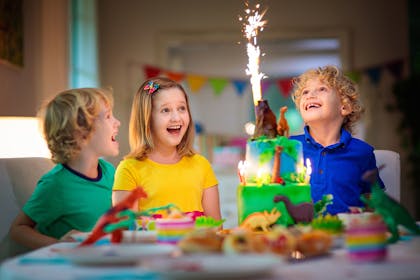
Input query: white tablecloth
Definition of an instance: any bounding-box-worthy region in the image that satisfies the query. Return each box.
[1,237,420,280]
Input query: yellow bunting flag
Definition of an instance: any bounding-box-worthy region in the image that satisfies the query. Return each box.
[186,75,207,93]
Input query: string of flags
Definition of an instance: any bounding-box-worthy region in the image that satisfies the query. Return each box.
[143,58,404,98]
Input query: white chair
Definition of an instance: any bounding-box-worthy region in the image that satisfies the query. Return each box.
[0,157,54,261]
[373,150,400,202]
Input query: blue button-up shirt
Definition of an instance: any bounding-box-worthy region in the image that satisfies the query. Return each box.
[290,126,385,214]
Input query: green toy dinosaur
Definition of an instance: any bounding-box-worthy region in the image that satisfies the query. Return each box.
[313,194,333,217]
[360,169,420,243]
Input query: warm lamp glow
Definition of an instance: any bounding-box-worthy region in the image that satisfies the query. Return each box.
[0,117,51,158]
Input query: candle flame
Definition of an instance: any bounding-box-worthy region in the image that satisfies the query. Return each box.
[240,3,267,106]
[238,160,248,185]
[238,160,247,176]
[306,158,312,176]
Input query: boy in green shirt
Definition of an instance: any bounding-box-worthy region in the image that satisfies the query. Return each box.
[9,88,120,249]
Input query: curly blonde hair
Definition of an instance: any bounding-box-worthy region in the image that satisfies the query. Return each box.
[126,77,195,160]
[291,65,364,134]
[38,88,114,164]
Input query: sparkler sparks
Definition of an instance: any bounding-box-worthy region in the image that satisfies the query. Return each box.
[239,3,267,106]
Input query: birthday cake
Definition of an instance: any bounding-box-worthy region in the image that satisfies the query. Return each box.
[237,101,313,229]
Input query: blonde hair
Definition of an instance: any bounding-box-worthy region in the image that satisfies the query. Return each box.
[291,65,364,134]
[38,88,114,164]
[127,76,195,160]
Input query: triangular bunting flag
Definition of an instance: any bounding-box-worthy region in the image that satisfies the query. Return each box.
[366,66,382,85]
[232,79,248,96]
[165,71,186,82]
[209,78,229,96]
[186,75,207,93]
[261,79,272,95]
[277,78,293,98]
[386,59,404,80]
[346,71,362,83]
[144,65,161,79]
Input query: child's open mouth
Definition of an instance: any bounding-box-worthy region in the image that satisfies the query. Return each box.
[167,125,181,134]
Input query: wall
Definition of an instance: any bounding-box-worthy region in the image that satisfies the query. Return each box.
[0,0,69,116]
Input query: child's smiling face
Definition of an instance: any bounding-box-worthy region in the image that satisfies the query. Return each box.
[299,78,350,126]
[85,100,120,158]
[151,87,190,150]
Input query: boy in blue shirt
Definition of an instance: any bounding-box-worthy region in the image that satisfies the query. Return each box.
[9,88,120,249]
[290,65,384,214]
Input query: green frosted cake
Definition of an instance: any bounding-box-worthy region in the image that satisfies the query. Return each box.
[237,135,313,228]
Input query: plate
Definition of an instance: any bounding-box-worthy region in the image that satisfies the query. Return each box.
[59,243,176,266]
[71,230,157,244]
[143,254,280,279]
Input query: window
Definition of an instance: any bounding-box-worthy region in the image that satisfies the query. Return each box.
[69,0,99,88]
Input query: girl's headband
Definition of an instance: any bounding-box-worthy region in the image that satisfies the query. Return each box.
[144,81,159,95]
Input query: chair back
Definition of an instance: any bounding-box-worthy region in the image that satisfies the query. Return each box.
[0,157,54,261]
[373,150,400,201]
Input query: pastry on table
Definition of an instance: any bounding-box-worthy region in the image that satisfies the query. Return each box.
[178,228,223,253]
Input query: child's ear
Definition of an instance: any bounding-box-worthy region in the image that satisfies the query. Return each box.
[340,104,352,116]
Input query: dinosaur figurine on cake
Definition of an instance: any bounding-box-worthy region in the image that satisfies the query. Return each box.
[253,100,278,139]
[360,168,420,243]
[273,195,313,223]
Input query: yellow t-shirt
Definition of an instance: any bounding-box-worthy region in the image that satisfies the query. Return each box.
[113,154,218,212]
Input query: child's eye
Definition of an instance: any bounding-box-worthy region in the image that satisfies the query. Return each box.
[161,108,170,113]
[302,90,309,95]
[178,106,187,112]
[320,86,327,92]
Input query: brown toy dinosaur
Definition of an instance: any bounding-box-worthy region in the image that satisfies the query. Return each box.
[277,106,290,137]
[274,195,314,224]
[253,100,278,139]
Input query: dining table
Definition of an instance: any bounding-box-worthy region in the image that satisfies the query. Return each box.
[1,235,420,280]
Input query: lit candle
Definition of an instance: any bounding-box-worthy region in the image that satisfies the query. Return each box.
[237,160,247,185]
[297,158,305,183]
[305,158,312,184]
[256,166,271,185]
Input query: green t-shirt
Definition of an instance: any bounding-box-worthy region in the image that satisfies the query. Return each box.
[23,158,115,239]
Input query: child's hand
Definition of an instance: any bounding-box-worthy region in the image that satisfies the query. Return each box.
[59,229,83,243]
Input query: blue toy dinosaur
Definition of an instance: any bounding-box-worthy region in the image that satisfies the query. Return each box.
[360,168,420,243]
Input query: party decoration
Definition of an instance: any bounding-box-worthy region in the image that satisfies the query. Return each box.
[277,78,293,98]
[209,77,229,95]
[143,65,161,79]
[186,75,207,93]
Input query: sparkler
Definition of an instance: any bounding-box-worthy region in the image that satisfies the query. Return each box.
[239,3,267,106]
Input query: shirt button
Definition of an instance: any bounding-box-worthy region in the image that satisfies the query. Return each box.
[319,169,323,174]
[322,151,326,156]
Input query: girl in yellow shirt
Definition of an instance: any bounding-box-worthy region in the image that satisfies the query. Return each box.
[113,77,221,220]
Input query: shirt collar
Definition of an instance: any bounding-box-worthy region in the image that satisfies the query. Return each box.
[303,126,351,149]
